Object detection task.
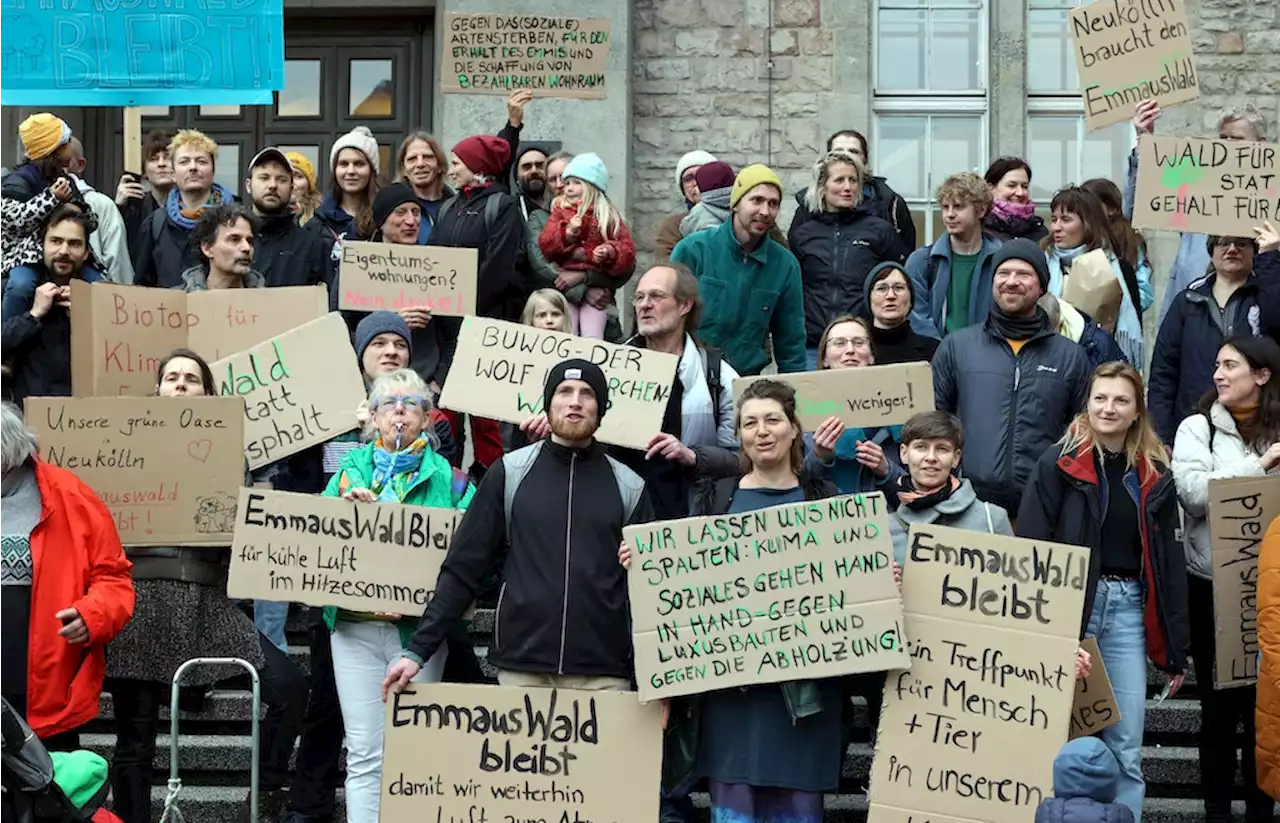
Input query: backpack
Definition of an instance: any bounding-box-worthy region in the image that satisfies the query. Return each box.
[500,441,645,543]
[700,345,724,430]
[438,191,503,236]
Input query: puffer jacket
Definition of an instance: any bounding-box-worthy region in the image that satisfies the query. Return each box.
[1171,402,1280,580]
[1035,737,1135,823]
[932,317,1092,513]
[1258,514,1280,800]
[787,178,916,253]
[788,204,907,346]
[888,478,1012,565]
[427,183,525,321]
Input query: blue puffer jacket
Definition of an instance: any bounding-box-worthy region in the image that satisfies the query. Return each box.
[1035,738,1135,823]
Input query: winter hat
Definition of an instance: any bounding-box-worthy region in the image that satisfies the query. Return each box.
[19,113,71,160]
[355,311,413,362]
[730,164,784,209]
[330,126,380,175]
[372,183,419,231]
[543,359,610,421]
[563,152,610,194]
[286,152,316,192]
[694,161,735,194]
[991,237,1051,293]
[452,135,511,178]
[863,261,914,312]
[1050,737,1120,803]
[675,150,717,191]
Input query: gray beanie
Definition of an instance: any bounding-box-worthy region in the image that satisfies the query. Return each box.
[990,238,1051,293]
[863,261,914,313]
[354,311,412,362]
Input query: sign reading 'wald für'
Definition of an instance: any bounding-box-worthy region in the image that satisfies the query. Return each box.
[1133,135,1278,236]
[441,13,610,99]
[625,493,908,702]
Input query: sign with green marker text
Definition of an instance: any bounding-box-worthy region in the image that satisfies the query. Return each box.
[625,492,908,702]
[338,241,477,316]
[733,363,933,431]
[442,13,610,99]
[1133,135,1278,236]
[1069,0,1198,130]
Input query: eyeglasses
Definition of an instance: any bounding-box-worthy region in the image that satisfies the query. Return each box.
[871,283,910,296]
[633,290,672,307]
[825,336,871,351]
[1215,237,1254,250]
[372,394,428,412]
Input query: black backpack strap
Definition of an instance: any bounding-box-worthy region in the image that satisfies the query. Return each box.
[150,207,166,245]
[1204,412,1216,454]
[926,253,941,289]
[701,346,723,429]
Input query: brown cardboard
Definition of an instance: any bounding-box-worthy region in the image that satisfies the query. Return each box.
[441,13,611,99]
[70,281,329,397]
[1207,475,1280,689]
[438,316,678,451]
[1060,248,1124,332]
[210,313,366,470]
[25,396,245,547]
[1070,0,1198,130]
[1132,135,1279,237]
[868,525,1090,823]
[226,488,459,614]
[1070,636,1121,739]
[380,683,662,822]
[625,492,908,702]
[337,241,477,316]
[734,363,934,431]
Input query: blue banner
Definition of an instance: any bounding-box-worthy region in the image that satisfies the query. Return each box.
[0,0,285,107]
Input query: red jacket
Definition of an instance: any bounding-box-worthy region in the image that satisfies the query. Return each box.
[26,459,134,738]
[538,203,636,281]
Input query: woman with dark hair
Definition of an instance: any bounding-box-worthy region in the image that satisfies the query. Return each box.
[1019,361,1190,820]
[104,349,306,823]
[982,156,1048,243]
[863,262,939,364]
[1172,335,1280,823]
[306,126,380,248]
[396,131,451,243]
[1082,177,1150,284]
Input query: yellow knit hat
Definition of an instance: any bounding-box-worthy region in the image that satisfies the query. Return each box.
[730,164,784,208]
[286,152,317,192]
[19,113,71,160]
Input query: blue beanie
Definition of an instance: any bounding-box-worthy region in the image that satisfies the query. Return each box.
[563,152,610,195]
[354,311,412,362]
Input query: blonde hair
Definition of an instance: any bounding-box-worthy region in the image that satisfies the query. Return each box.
[555,179,622,240]
[366,369,438,448]
[804,149,864,214]
[936,171,993,215]
[169,129,218,165]
[521,289,572,332]
[1059,362,1167,478]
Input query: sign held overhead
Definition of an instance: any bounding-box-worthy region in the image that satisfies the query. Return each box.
[1132,135,1278,237]
[441,13,611,99]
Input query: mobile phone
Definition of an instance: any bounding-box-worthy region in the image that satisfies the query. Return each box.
[123,171,143,185]
[1154,679,1174,704]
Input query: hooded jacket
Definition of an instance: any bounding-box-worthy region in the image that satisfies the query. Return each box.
[1017,445,1190,673]
[888,478,1013,565]
[1257,514,1280,801]
[904,231,1005,338]
[1034,737,1135,823]
[1054,302,1127,373]
[427,183,525,321]
[788,204,907,346]
[788,178,916,253]
[173,265,267,292]
[253,211,333,289]
[305,195,363,248]
[134,183,236,289]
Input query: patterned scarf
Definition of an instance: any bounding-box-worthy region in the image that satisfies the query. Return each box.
[371,434,430,503]
[167,184,228,230]
[895,474,961,512]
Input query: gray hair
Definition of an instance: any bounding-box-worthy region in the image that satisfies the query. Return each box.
[804,149,865,214]
[1,402,38,474]
[365,369,439,449]
[1218,104,1268,141]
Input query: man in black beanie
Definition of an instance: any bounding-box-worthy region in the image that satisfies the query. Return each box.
[371,182,422,244]
[384,358,653,694]
[930,237,1092,514]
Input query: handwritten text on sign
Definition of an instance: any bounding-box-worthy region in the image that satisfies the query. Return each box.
[1133,135,1278,236]
[382,683,661,823]
[226,488,460,615]
[1208,476,1280,689]
[868,526,1090,823]
[25,396,245,547]
[338,242,477,316]
[0,0,286,107]
[442,13,610,99]
[212,313,365,470]
[1070,0,1198,130]
[439,317,678,451]
[625,492,908,702]
[1070,637,1121,739]
[734,363,934,431]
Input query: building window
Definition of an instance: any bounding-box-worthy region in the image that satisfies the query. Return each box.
[876,0,986,93]
[876,111,987,245]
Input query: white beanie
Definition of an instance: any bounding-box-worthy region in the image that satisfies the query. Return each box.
[675,150,717,191]
[330,126,380,175]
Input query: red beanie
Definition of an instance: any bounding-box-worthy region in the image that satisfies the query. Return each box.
[452,135,511,178]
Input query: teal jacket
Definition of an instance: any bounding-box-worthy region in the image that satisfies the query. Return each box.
[320,440,475,647]
[670,219,807,376]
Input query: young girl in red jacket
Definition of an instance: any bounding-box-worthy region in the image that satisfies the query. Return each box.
[537,152,636,339]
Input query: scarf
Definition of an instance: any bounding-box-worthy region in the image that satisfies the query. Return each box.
[1046,246,1144,368]
[1228,404,1263,450]
[987,306,1049,341]
[986,199,1043,239]
[895,474,961,512]
[167,184,228,230]
[371,434,430,503]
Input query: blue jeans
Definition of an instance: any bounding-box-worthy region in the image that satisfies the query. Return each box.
[255,600,290,652]
[1084,579,1147,821]
[1,265,104,321]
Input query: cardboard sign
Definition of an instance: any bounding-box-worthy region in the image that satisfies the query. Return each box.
[0,0,285,106]
[211,313,366,470]
[868,525,1090,823]
[438,317,678,451]
[441,13,610,99]
[1132,135,1279,236]
[25,396,245,547]
[381,683,661,823]
[625,492,908,702]
[71,281,329,398]
[734,363,934,432]
[226,488,459,614]
[338,242,477,316]
[1069,0,1198,130]
[1070,637,1121,739]
[1060,249,1124,332]
[1208,475,1280,689]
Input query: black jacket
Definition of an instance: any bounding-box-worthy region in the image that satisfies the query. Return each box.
[120,193,161,272]
[253,213,333,290]
[1,268,72,407]
[133,211,199,288]
[407,440,653,679]
[869,321,939,364]
[427,183,525,321]
[788,205,907,346]
[1016,446,1190,674]
[788,178,916,253]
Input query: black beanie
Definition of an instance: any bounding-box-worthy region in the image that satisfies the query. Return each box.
[990,238,1051,293]
[544,359,610,420]
[372,183,418,234]
[863,261,914,313]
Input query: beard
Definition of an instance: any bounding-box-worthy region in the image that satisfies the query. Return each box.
[253,195,289,216]
[520,177,546,200]
[549,412,597,442]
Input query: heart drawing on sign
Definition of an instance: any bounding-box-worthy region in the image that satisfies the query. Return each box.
[187,440,213,463]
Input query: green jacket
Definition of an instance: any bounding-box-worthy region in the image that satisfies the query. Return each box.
[670,218,807,376]
[320,441,475,647]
